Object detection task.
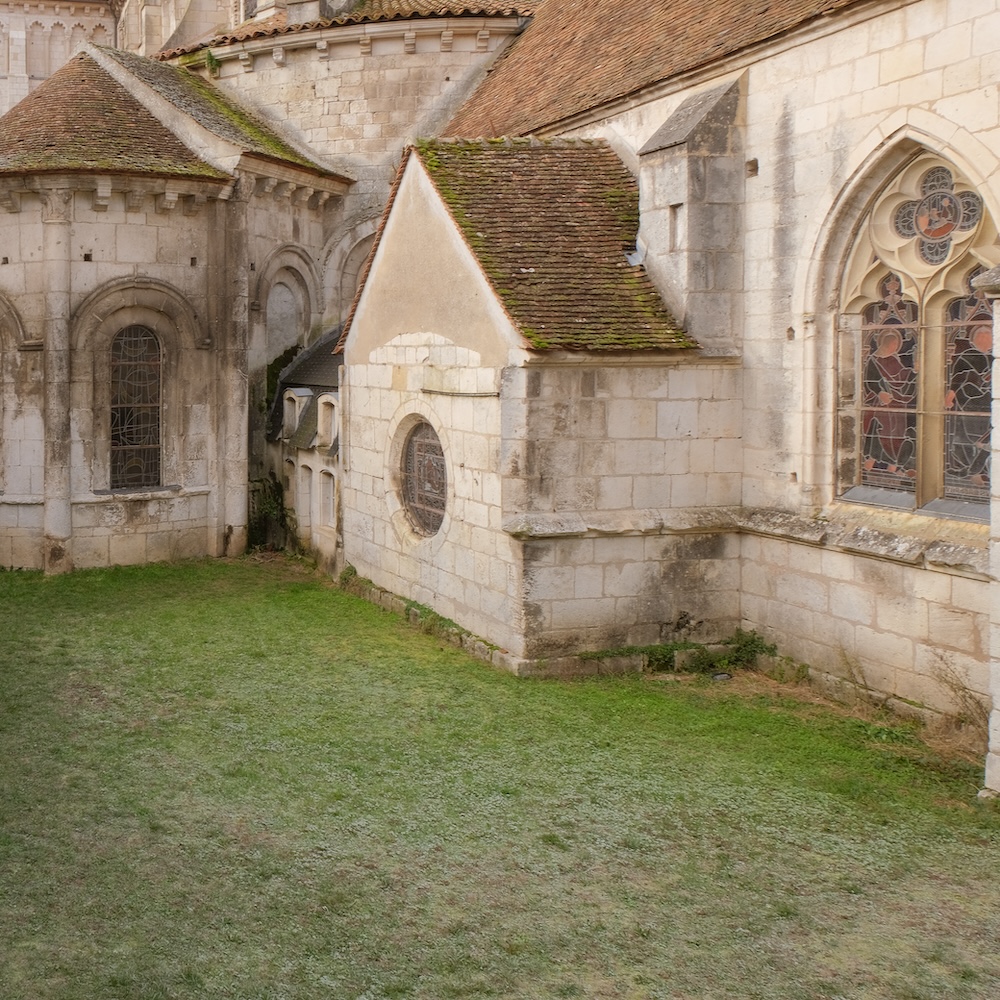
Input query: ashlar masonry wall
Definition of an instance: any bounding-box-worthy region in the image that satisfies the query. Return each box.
[195,15,524,324]
[502,358,744,659]
[553,0,998,723]
[0,177,248,569]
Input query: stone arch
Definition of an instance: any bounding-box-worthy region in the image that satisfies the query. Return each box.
[26,22,47,79]
[0,294,29,351]
[801,125,1000,508]
[254,244,321,357]
[70,23,88,53]
[49,22,69,73]
[0,296,41,500]
[322,215,380,323]
[71,278,206,492]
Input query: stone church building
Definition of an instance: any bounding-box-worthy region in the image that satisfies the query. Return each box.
[3,0,1000,789]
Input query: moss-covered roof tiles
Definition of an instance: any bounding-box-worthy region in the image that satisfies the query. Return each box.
[100,48,332,174]
[0,52,226,179]
[415,138,694,352]
[448,0,865,136]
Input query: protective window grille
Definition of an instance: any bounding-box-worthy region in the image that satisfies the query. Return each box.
[402,422,446,535]
[110,325,161,489]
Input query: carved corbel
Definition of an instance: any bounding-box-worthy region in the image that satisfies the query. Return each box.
[272,46,285,66]
[125,188,145,212]
[404,30,415,53]
[292,186,314,206]
[316,39,329,60]
[92,176,112,212]
[183,192,207,216]
[359,35,371,56]
[257,176,279,196]
[476,29,490,51]
[156,187,181,213]
[440,30,453,52]
[239,51,254,72]
[0,189,21,214]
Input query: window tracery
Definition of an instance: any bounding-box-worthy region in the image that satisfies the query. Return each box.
[840,157,997,514]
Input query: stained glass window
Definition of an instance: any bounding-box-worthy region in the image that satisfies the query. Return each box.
[842,157,995,515]
[402,421,446,535]
[944,271,993,502]
[110,325,161,490]
[860,274,918,491]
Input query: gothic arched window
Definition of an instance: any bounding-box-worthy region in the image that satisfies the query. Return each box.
[110,325,161,490]
[840,158,996,516]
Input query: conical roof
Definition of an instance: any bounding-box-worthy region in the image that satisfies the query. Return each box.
[0,51,226,179]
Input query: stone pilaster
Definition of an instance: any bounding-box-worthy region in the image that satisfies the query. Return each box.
[972,265,1000,792]
[40,186,74,573]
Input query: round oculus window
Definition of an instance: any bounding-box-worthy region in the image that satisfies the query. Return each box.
[401,421,447,535]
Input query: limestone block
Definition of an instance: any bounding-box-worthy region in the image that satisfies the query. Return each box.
[10,531,43,570]
[670,473,708,507]
[950,575,989,615]
[874,591,928,637]
[775,572,828,613]
[657,400,698,439]
[862,82,901,116]
[596,476,633,510]
[853,625,915,670]
[926,604,982,653]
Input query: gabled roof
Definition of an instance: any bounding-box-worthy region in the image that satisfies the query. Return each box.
[0,47,346,183]
[448,0,867,136]
[0,52,226,179]
[99,48,334,175]
[344,138,693,353]
[158,1,534,58]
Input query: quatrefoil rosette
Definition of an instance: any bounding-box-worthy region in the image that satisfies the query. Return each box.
[868,160,985,283]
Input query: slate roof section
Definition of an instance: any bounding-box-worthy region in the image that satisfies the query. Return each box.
[0,52,227,179]
[448,0,867,136]
[159,1,534,57]
[100,48,333,175]
[408,138,693,352]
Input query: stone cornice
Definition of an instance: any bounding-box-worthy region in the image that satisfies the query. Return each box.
[179,15,523,71]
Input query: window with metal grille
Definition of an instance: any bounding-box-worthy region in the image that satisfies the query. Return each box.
[110,325,161,490]
[402,421,446,535]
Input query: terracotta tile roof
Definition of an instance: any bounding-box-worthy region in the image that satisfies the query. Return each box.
[0,52,226,179]
[100,48,335,175]
[448,0,866,136]
[411,138,693,352]
[158,1,534,58]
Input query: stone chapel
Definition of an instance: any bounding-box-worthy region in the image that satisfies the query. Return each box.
[2,0,1000,789]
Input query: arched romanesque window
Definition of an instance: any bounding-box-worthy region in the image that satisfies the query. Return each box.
[839,157,997,516]
[110,325,161,489]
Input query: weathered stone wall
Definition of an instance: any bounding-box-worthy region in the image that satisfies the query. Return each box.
[0,181,252,568]
[501,359,743,657]
[342,333,520,650]
[551,0,1000,727]
[197,16,523,325]
[740,518,991,718]
[0,3,114,114]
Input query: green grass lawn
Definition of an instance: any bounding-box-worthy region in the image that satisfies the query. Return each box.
[1,556,998,1000]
